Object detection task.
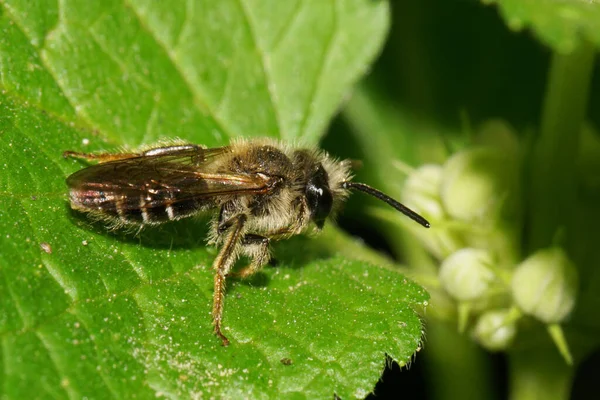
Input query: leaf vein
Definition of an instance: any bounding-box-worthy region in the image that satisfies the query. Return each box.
[270,0,303,53]
[0,0,40,48]
[0,257,202,339]
[140,102,160,146]
[1,265,28,330]
[0,88,99,143]
[173,0,193,51]
[69,306,137,398]
[12,183,82,302]
[87,25,155,93]
[236,0,283,137]
[37,39,107,137]
[296,1,338,140]
[34,330,84,399]
[214,38,241,116]
[123,0,235,141]
[0,3,84,125]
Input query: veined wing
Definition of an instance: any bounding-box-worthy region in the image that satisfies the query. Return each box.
[66,145,277,210]
[139,144,231,165]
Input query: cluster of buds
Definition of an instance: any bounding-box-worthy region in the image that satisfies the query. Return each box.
[399,120,579,363]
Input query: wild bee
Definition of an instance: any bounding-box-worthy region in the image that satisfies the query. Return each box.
[64,138,430,346]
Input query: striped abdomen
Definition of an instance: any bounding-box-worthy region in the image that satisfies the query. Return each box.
[68,188,215,225]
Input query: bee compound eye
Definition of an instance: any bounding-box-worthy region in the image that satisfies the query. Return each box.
[305,165,333,228]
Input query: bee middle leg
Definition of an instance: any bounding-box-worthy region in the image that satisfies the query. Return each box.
[212,214,247,346]
[229,234,271,279]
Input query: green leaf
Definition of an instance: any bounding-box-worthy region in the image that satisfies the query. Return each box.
[484,0,600,53]
[1,0,390,146]
[1,1,430,398]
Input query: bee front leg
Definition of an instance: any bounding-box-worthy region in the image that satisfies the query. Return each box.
[231,234,271,279]
[212,214,247,346]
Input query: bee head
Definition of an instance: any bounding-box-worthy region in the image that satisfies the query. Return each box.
[305,164,333,229]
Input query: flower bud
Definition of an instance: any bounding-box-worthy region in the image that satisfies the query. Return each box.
[401,164,466,258]
[440,147,518,222]
[473,309,518,351]
[439,248,495,301]
[511,248,578,324]
[402,164,445,220]
[475,119,520,155]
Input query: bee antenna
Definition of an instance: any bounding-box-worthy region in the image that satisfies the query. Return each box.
[341,181,430,228]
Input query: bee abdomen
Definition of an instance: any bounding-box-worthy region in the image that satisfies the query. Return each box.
[69,189,211,225]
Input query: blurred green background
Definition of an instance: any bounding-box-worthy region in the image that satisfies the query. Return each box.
[323,1,600,399]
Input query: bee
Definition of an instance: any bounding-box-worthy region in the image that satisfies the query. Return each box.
[64,138,430,346]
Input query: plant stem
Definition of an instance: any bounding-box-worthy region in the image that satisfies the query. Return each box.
[508,349,574,400]
[424,321,496,400]
[527,42,595,252]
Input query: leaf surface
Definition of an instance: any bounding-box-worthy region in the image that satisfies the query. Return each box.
[485,0,600,53]
[0,1,430,398]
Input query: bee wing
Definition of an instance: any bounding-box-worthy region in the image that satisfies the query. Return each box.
[66,146,275,209]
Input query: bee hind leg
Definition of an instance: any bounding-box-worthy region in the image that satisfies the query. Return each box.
[63,144,201,163]
[229,234,271,279]
[62,150,140,163]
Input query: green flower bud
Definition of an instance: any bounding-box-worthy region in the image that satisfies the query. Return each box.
[402,164,445,220]
[474,119,520,155]
[401,165,465,259]
[439,248,495,301]
[473,309,518,351]
[440,147,519,222]
[511,248,578,324]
